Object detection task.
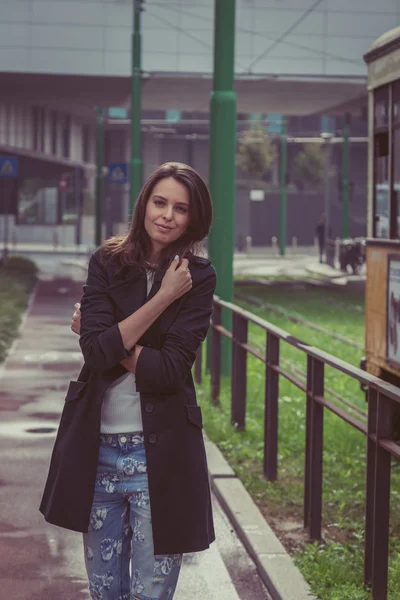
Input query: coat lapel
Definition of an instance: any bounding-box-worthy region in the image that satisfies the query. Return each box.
[146,265,165,302]
[107,265,147,320]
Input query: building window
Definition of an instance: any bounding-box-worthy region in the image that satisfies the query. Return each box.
[82,124,91,163]
[17,179,59,225]
[393,82,400,238]
[32,107,38,150]
[373,85,390,238]
[32,106,45,152]
[374,86,389,130]
[51,111,58,155]
[62,114,71,158]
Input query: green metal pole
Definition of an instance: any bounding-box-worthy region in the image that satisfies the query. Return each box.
[207,0,236,376]
[95,106,105,247]
[341,119,350,238]
[279,117,288,256]
[130,0,143,212]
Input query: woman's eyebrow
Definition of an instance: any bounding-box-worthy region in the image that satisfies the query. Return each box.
[153,194,189,206]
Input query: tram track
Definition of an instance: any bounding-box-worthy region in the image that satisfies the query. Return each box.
[235,292,363,351]
[235,278,364,315]
[246,329,367,420]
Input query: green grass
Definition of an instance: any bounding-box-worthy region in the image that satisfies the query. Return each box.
[198,284,400,600]
[0,257,37,363]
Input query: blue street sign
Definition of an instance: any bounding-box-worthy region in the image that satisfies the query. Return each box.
[166,109,181,123]
[266,114,284,135]
[0,156,18,178]
[321,115,336,135]
[108,107,128,119]
[107,162,128,184]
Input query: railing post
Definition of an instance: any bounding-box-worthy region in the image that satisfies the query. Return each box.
[210,302,222,406]
[371,393,393,600]
[194,344,202,384]
[309,358,324,542]
[304,354,313,529]
[364,387,377,588]
[264,332,280,481]
[231,313,248,431]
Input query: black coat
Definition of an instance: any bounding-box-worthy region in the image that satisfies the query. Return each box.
[40,249,217,555]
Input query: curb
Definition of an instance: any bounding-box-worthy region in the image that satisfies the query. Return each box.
[0,282,38,385]
[61,258,88,272]
[204,435,317,600]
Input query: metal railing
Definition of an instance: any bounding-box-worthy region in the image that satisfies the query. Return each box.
[195,296,400,600]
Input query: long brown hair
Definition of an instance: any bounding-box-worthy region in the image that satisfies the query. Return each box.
[100,162,213,271]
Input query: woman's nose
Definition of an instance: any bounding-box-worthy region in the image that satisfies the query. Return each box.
[163,207,173,220]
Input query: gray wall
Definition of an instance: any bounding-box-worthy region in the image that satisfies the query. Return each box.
[248,191,367,247]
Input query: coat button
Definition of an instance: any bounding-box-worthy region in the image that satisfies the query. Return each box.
[145,403,154,413]
[149,433,157,444]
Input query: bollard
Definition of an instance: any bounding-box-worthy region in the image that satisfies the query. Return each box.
[53,231,59,249]
[272,236,278,254]
[335,237,341,269]
[11,231,17,247]
[292,236,298,250]
[246,235,252,253]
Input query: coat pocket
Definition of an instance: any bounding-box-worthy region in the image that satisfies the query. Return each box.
[65,380,88,403]
[186,405,203,429]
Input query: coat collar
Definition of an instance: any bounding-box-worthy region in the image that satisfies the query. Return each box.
[107,253,211,318]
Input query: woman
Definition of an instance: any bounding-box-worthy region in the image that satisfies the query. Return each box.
[40,162,216,600]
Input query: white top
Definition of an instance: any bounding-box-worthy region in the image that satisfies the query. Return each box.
[100,269,155,434]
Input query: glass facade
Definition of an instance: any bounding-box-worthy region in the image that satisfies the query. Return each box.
[17,179,59,225]
[17,172,78,226]
[0,0,398,77]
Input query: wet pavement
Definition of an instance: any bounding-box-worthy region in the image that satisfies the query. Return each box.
[0,269,271,599]
[8,244,323,279]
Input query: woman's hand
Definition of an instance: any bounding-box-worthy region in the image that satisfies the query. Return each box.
[71,301,142,371]
[71,303,81,335]
[120,345,143,373]
[159,256,192,304]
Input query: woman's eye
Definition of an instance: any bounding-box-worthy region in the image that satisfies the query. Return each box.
[154,200,164,206]
[176,206,187,213]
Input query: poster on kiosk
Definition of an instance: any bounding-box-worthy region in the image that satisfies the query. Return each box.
[387,255,400,367]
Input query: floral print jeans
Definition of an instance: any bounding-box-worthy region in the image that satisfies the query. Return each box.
[83,433,182,600]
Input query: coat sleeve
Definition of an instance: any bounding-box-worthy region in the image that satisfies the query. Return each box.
[79,252,130,371]
[135,267,217,394]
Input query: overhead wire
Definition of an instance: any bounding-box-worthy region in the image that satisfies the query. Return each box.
[148,0,363,69]
[246,0,325,71]
[144,6,250,71]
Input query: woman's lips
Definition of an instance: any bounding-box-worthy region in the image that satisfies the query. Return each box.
[156,224,172,232]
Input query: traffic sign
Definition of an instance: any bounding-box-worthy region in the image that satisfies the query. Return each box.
[107,162,128,184]
[108,107,128,119]
[0,156,18,178]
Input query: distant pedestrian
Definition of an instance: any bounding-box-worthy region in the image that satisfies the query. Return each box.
[40,162,216,600]
[316,214,328,263]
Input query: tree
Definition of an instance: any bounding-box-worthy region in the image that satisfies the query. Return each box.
[236,124,277,180]
[293,143,326,189]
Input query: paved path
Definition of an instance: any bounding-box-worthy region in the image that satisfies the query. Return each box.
[6,243,328,279]
[0,272,271,599]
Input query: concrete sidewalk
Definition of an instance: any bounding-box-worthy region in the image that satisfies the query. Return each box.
[5,242,325,280]
[0,272,271,599]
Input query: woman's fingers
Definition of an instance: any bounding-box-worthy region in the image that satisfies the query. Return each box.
[71,302,81,335]
[161,257,193,302]
[178,258,189,270]
[167,255,180,271]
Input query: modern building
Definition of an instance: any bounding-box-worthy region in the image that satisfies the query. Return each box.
[0,0,398,247]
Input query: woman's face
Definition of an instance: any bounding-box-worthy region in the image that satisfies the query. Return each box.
[144,177,191,257]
